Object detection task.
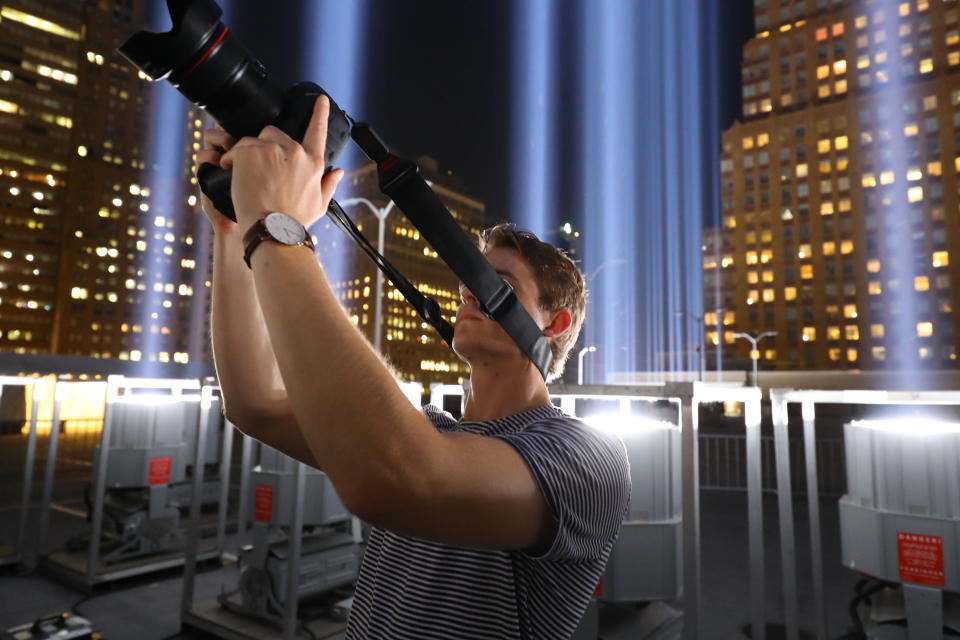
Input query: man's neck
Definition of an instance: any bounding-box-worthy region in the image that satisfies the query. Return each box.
[461,358,552,422]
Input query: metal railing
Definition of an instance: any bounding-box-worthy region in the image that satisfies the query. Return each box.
[698,433,846,497]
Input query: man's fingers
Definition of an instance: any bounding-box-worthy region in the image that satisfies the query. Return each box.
[301,94,330,160]
[195,149,220,169]
[204,128,235,151]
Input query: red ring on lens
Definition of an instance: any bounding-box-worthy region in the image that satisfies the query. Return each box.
[182,26,229,79]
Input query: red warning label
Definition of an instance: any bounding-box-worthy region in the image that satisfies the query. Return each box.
[148,456,172,485]
[897,532,944,587]
[254,484,274,523]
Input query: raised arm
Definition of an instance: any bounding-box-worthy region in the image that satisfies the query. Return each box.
[198,129,319,468]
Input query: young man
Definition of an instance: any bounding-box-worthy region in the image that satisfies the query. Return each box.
[199,96,631,639]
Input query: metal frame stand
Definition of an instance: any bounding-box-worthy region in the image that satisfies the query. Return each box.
[0,375,45,568]
[769,388,960,640]
[39,376,224,591]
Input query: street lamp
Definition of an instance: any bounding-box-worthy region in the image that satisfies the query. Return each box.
[338,197,394,354]
[732,331,777,387]
[339,182,432,354]
[578,345,597,385]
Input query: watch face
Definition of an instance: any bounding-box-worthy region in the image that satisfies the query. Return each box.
[263,212,306,245]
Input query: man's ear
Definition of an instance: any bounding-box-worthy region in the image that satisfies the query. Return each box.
[542,309,573,338]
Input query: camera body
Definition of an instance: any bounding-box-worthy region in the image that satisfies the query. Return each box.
[119,0,350,220]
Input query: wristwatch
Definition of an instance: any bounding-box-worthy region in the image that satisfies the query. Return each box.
[242,212,316,268]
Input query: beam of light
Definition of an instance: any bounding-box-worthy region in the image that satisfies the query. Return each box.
[509,0,555,238]
[580,0,708,383]
[868,1,924,382]
[581,0,638,383]
[139,2,189,377]
[302,0,368,289]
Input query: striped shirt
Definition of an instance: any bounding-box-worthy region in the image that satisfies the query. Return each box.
[345,404,632,640]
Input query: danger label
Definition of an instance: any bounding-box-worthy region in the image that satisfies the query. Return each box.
[148,456,172,485]
[897,532,944,587]
[254,484,274,523]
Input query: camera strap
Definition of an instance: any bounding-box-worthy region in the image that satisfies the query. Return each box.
[348,122,554,381]
[325,199,454,346]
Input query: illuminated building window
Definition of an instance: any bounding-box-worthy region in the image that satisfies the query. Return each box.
[765,349,776,360]
[868,259,881,274]
[928,161,942,176]
[857,55,870,69]
[907,168,923,182]
[917,322,933,337]
[817,139,831,153]
[724,311,736,325]
[845,325,860,340]
[721,255,734,268]
[933,251,949,267]
[871,324,885,338]
[841,241,854,254]
[835,136,849,150]
[762,289,775,302]
[0,7,80,39]
[907,186,924,202]
[801,264,814,279]
[880,171,895,185]
[915,276,930,291]
[762,270,774,283]
[919,58,934,74]
[760,249,772,263]
[950,52,960,66]
[816,27,828,41]
[829,348,842,361]
[785,287,797,301]
[923,95,937,110]
[855,15,868,29]
[820,201,834,215]
[761,99,772,113]
[70,287,88,300]
[847,349,858,362]
[798,244,812,259]
[838,198,852,212]
[757,133,769,147]
[828,326,841,340]
[823,242,836,255]
[748,271,759,284]
[832,22,844,36]
[704,312,718,325]
[743,136,754,150]
[903,123,919,137]
[796,163,808,178]
[802,327,816,342]
[747,251,759,265]
[872,346,886,360]
[844,304,858,319]
[833,60,847,75]
[817,64,831,80]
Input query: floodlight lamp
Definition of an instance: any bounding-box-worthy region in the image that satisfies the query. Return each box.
[849,418,960,437]
[585,414,676,438]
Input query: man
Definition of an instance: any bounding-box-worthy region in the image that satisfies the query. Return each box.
[198,96,631,639]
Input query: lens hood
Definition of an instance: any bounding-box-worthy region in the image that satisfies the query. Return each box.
[118,0,224,80]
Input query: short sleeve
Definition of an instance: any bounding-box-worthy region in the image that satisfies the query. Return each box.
[495,418,631,562]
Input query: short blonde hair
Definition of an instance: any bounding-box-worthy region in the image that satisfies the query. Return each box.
[478,224,586,379]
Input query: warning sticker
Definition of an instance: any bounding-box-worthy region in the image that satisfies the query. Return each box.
[148,456,172,485]
[254,484,274,523]
[897,532,945,587]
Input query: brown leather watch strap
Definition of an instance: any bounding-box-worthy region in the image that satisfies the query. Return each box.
[242,215,315,269]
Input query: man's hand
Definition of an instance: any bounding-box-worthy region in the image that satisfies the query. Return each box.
[220,95,344,234]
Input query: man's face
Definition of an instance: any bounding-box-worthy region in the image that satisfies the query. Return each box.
[452,247,551,369]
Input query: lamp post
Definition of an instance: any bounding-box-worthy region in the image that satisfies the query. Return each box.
[577,345,596,385]
[338,197,395,354]
[732,331,777,387]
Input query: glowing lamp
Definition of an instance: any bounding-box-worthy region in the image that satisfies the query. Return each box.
[586,414,681,602]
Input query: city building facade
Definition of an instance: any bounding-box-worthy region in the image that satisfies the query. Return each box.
[706,0,960,370]
[0,0,212,368]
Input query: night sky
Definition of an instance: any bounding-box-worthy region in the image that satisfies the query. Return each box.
[207,1,755,225]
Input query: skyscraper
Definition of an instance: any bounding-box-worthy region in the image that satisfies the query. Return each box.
[706,0,960,371]
[0,0,212,368]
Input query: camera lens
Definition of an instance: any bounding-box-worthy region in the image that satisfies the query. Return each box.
[119,0,284,139]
